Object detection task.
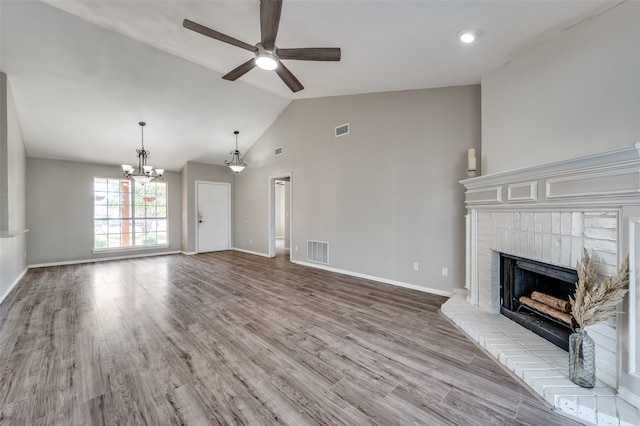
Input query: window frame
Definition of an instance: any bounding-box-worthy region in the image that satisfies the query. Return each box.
[93,177,168,252]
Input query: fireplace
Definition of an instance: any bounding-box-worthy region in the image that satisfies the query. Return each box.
[499,253,577,351]
[450,144,640,421]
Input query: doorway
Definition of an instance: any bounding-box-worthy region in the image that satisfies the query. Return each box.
[269,174,292,259]
[196,181,230,253]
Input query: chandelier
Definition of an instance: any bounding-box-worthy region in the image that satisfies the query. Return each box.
[121,122,164,185]
[225,130,247,173]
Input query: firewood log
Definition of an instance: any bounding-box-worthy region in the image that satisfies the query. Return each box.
[518,296,576,327]
[531,291,572,313]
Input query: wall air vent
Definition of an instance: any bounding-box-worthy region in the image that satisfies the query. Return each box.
[335,123,349,138]
[307,240,329,264]
[274,147,283,156]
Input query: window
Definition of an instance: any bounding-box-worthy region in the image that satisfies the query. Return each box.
[94,178,167,249]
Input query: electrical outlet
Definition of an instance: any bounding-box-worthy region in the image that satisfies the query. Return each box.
[249,239,252,244]
[442,267,449,277]
[295,245,298,251]
[413,262,419,271]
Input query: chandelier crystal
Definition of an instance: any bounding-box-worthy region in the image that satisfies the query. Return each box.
[121,122,164,185]
[225,130,247,173]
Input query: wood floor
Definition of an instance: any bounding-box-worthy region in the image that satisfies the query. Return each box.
[0,251,582,425]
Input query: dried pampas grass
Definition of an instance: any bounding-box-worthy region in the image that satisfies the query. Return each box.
[570,248,629,329]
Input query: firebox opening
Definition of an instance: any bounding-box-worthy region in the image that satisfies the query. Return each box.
[500,253,578,351]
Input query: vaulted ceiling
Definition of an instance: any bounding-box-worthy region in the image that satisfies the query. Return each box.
[0,1,617,171]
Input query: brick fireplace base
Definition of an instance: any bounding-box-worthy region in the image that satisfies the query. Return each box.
[442,294,640,426]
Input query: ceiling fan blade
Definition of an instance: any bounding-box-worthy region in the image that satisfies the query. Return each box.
[222,59,257,81]
[260,0,282,51]
[183,19,255,52]
[277,48,341,61]
[275,62,303,93]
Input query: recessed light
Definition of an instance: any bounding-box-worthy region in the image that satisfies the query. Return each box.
[458,29,482,44]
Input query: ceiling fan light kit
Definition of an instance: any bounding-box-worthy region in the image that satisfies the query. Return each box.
[255,48,278,70]
[121,122,164,185]
[183,0,341,92]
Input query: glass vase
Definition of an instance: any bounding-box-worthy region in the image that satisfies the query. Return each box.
[569,328,596,388]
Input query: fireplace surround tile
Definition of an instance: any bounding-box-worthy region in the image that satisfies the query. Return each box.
[472,207,619,387]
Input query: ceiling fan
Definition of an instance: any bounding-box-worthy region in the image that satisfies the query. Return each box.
[183,0,341,93]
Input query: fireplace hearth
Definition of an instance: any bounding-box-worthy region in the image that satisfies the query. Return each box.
[500,253,578,351]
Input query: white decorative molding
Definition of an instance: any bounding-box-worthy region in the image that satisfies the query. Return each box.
[507,181,537,202]
[469,209,479,305]
[547,167,640,200]
[461,142,640,190]
[629,217,640,378]
[466,186,502,204]
[462,144,640,207]
[465,214,471,292]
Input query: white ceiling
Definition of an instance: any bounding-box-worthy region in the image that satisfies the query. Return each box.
[0,1,618,171]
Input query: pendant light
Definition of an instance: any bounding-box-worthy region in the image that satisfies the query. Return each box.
[225,130,247,173]
[121,122,164,184]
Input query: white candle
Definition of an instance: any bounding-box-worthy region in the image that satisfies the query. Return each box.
[468,156,477,171]
[468,148,476,161]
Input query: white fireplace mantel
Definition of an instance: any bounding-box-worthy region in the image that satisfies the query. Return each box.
[445,144,640,424]
[461,142,640,206]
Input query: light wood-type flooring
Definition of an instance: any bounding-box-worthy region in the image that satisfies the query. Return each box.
[0,251,582,425]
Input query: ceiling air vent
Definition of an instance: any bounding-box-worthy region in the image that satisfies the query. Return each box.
[274,147,283,156]
[335,123,349,138]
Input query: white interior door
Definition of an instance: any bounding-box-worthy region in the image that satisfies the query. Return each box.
[197,182,230,253]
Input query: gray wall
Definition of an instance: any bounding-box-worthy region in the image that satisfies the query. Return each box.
[0,73,27,300]
[180,161,234,254]
[481,1,640,174]
[26,158,181,265]
[234,85,481,295]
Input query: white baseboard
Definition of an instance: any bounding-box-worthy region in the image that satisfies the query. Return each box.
[0,267,28,304]
[232,247,271,258]
[29,250,182,268]
[181,251,197,255]
[291,260,453,297]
